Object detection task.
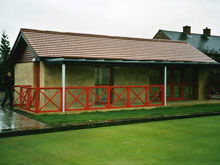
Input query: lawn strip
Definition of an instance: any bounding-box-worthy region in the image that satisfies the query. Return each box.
[1,116,220,164]
[28,103,220,125]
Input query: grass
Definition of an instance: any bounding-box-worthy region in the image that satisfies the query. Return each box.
[25,103,220,125]
[0,115,220,164]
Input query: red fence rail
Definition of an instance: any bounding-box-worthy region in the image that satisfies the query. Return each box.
[14,85,32,106]
[14,85,164,113]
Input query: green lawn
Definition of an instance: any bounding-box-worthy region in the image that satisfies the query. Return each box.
[1,115,220,164]
[28,103,220,125]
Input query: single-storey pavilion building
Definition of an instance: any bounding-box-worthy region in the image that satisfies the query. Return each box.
[9,28,218,113]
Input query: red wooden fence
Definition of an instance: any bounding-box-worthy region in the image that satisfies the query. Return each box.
[14,85,164,113]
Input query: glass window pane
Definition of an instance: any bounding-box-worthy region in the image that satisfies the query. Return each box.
[149,87,161,100]
[95,68,110,85]
[167,71,171,84]
[184,85,194,99]
[96,88,108,103]
[184,68,194,83]
[173,71,180,84]
[174,86,180,98]
[149,69,161,84]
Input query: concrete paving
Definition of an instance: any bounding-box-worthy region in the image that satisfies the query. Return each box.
[0,106,46,133]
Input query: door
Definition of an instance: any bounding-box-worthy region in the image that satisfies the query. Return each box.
[167,69,183,101]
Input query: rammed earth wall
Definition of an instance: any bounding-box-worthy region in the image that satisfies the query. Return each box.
[14,62,35,86]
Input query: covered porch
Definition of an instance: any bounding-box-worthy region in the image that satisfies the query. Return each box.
[13,59,218,114]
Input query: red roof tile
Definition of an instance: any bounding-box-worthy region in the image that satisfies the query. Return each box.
[21,28,216,63]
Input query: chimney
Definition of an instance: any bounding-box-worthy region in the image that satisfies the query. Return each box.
[203,27,211,37]
[183,25,191,35]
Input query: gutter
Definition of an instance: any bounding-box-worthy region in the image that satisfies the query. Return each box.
[41,57,220,67]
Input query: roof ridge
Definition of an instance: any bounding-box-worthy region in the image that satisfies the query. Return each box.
[20,28,187,44]
[160,29,220,37]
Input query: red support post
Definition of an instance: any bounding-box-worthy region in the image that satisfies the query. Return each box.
[36,63,40,88]
[36,63,40,113]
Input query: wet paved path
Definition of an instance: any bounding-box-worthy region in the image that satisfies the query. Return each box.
[0,106,46,133]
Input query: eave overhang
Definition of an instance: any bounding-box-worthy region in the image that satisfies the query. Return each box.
[8,31,39,64]
[42,57,220,67]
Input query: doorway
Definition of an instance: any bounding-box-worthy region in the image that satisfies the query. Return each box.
[167,69,183,101]
[149,67,196,101]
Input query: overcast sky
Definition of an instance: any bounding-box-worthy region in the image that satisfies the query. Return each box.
[0,0,220,46]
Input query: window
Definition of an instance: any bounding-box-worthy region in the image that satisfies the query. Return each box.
[184,68,196,99]
[95,67,113,103]
[149,68,162,99]
[149,69,161,85]
[95,67,112,85]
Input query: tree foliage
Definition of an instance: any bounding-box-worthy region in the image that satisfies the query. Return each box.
[0,31,11,91]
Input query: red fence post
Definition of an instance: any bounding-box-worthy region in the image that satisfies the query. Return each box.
[35,87,40,113]
[127,87,130,107]
[61,88,64,112]
[19,87,22,108]
[27,88,31,109]
[145,86,149,106]
[86,88,90,110]
[20,87,23,109]
[162,86,165,106]
[107,87,111,109]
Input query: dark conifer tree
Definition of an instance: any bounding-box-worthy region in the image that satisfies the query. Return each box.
[0,31,11,63]
[0,31,11,91]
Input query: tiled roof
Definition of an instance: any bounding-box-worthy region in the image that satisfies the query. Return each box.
[20,28,216,63]
[157,30,220,55]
